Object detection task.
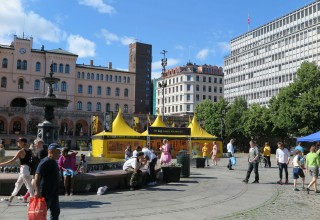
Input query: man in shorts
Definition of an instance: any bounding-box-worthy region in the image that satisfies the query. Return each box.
[292,150,305,191]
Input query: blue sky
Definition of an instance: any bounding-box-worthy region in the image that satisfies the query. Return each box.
[0,0,316,78]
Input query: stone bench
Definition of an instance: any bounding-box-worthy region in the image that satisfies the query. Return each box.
[0,168,161,196]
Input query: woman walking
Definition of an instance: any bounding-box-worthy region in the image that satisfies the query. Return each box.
[210,141,219,166]
[160,139,172,165]
[305,145,320,194]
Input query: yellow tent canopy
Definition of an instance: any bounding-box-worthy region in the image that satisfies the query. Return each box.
[188,114,219,139]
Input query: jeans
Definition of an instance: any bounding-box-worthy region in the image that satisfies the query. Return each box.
[149,158,157,182]
[245,162,259,181]
[278,163,288,180]
[228,152,233,169]
[44,195,60,220]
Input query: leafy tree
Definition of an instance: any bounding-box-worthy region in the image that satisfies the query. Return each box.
[270,61,320,137]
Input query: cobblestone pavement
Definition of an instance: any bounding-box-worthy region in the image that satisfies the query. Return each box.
[0,152,319,220]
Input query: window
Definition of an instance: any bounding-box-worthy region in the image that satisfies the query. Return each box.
[1,77,7,88]
[87,73,90,79]
[52,63,57,72]
[106,87,111,96]
[34,80,40,90]
[96,102,101,111]
[196,76,199,81]
[100,74,103,80]
[123,76,127,83]
[78,85,83,93]
[65,64,70,73]
[2,58,8,68]
[106,103,110,111]
[88,85,92,94]
[91,73,94,80]
[105,75,109,81]
[59,64,63,73]
[17,60,22,69]
[124,88,129,97]
[187,75,191,81]
[187,94,190,101]
[97,86,102,95]
[115,103,119,111]
[21,60,27,70]
[115,76,118,82]
[77,101,82,110]
[77,72,80,78]
[36,62,41,72]
[124,104,128,113]
[119,76,121,82]
[87,102,92,111]
[196,94,199,101]
[203,76,206,82]
[186,104,190,111]
[203,85,206,92]
[115,88,120,96]
[18,78,24,89]
[110,75,113,81]
[54,83,59,91]
[196,85,199,91]
[82,72,84,79]
[187,84,191,91]
[96,74,99,80]
[61,81,67,92]
[127,77,130,83]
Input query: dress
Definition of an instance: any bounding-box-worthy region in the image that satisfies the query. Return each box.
[211,145,218,160]
[160,143,172,164]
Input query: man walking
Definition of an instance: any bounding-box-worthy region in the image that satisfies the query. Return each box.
[227,139,235,170]
[276,142,291,184]
[243,140,260,183]
[34,143,61,220]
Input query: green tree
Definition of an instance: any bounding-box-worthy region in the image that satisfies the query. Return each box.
[270,61,320,137]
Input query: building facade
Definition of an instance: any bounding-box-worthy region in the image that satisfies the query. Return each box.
[129,42,152,114]
[224,1,320,106]
[155,62,224,116]
[0,35,135,148]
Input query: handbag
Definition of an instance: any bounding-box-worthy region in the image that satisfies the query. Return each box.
[230,156,237,166]
[28,197,47,220]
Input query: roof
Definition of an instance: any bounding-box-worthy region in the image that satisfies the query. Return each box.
[94,108,143,138]
[188,114,218,139]
[47,48,78,56]
[141,114,166,135]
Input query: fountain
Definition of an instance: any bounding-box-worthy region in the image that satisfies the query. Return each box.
[28,62,71,147]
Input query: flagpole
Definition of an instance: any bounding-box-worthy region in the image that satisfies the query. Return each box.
[248,14,250,32]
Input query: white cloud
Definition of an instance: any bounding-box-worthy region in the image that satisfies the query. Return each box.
[196,48,209,60]
[67,35,96,58]
[120,36,135,45]
[0,0,64,44]
[78,0,115,14]
[218,41,231,54]
[100,28,135,46]
[175,45,185,51]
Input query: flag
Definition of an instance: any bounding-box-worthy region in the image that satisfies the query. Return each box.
[189,116,192,123]
[133,117,139,125]
[147,113,152,126]
[248,15,250,25]
[92,115,98,134]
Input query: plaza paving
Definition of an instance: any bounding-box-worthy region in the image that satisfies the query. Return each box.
[0,152,320,220]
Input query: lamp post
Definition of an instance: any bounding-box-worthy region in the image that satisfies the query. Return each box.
[159,49,168,120]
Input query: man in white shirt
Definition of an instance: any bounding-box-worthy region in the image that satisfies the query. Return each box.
[227,139,235,170]
[123,152,144,190]
[276,142,291,184]
[142,145,158,186]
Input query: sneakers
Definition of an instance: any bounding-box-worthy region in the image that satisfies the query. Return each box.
[301,186,306,190]
[17,196,23,200]
[252,180,259,184]
[130,187,136,191]
[147,181,157,186]
[277,180,283,185]
[285,179,288,184]
[307,187,310,194]
[293,188,300,191]
[242,179,248,183]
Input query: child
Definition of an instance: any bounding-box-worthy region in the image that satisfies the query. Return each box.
[77,154,88,174]
[292,150,305,191]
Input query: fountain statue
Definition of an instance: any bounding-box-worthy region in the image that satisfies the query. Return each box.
[28,62,71,148]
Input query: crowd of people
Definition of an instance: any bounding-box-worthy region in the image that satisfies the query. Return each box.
[0,137,86,220]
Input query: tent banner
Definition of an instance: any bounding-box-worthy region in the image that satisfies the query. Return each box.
[105,111,113,132]
[148,127,191,135]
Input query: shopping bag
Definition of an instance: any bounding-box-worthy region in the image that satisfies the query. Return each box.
[28,197,47,220]
[230,156,237,166]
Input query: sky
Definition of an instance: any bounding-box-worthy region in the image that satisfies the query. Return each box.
[0,0,316,78]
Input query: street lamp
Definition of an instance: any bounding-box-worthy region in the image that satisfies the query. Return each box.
[159,81,167,119]
[159,49,168,120]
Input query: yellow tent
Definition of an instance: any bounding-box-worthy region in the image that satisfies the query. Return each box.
[92,108,146,158]
[188,114,223,157]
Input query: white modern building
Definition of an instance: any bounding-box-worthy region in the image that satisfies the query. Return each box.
[224,1,320,106]
[155,62,224,116]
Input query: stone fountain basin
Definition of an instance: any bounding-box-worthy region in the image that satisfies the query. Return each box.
[29,97,71,108]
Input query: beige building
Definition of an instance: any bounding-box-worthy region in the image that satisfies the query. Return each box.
[156,62,224,116]
[0,35,135,148]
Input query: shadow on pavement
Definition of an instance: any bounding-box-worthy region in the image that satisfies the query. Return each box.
[147,188,185,192]
[60,200,111,209]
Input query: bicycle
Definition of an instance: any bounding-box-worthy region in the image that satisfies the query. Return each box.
[259,155,269,168]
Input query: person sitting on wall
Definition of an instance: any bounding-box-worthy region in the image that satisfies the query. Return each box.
[123,151,145,191]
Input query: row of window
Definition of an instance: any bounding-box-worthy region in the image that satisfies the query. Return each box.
[158,84,223,95]
[160,104,192,113]
[226,88,281,102]
[76,101,129,113]
[77,85,129,97]
[1,58,70,73]
[157,93,221,104]
[77,71,131,83]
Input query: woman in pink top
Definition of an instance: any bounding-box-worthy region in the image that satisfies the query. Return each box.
[160,139,172,165]
[210,141,219,166]
[58,147,78,195]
